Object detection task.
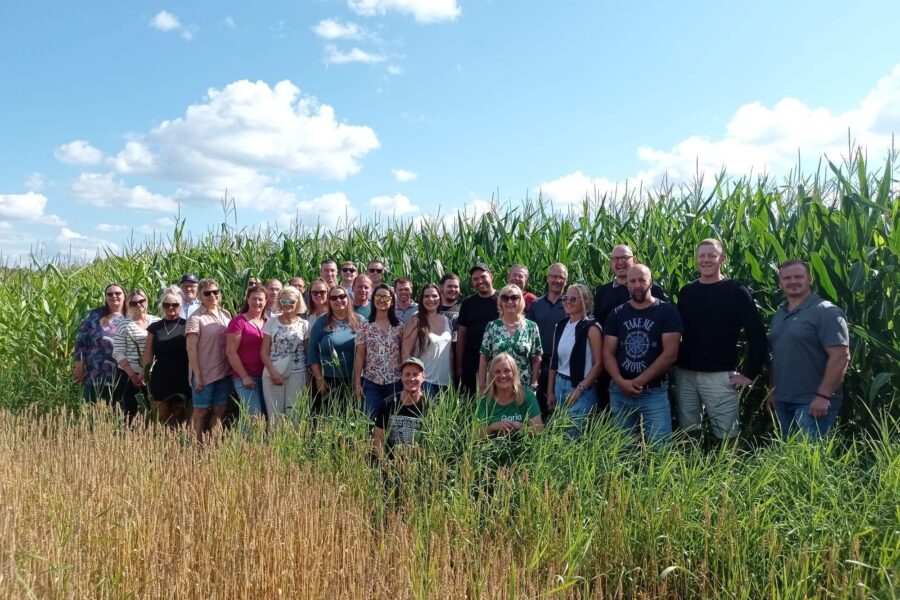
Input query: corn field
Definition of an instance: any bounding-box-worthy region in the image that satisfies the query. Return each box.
[0,151,898,597]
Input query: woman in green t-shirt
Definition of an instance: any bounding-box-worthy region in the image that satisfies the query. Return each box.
[475,352,544,437]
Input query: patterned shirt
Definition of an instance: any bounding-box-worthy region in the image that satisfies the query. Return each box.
[74,308,126,386]
[356,321,403,385]
[480,318,543,386]
[112,316,161,372]
[262,317,309,374]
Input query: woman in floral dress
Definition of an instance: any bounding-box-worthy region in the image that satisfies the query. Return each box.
[478,284,543,393]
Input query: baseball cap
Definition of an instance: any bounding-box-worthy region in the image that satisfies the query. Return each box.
[400,356,425,371]
[180,274,199,284]
[469,262,491,275]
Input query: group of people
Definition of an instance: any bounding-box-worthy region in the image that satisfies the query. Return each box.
[73,244,850,449]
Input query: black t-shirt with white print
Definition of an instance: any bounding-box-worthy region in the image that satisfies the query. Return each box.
[376,393,428,448]
[604,299,682,380]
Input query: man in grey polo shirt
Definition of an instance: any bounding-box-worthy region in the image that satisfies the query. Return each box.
[525,262,568,419]
[766,260,850,440]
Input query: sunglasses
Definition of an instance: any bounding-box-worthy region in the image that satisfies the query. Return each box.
[162,302,181,309]
[342,267,357,273]
[373,293,392,301]
[329,294,348,301]
[129,298,147,307]
[279,298,297,306]
[500,294,520,302]
[106,291,123,297]
[561,295,580,303]
[202,289,220,297]
[612,256,634,262]
[310,290,327,296]
[368,268,384,274]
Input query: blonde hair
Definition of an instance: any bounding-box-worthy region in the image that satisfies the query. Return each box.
[484,353,525,405]
[158,285,184,313]
[496,284,526,316]
[565,283,594,316]
[279,285,308,314]
[697,238,724,254]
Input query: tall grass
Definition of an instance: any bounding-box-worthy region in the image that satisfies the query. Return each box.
[1,401,896,598]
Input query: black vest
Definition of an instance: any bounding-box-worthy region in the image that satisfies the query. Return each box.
[549,317,600,387]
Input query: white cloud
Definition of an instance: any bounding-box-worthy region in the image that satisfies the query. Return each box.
[25,172,46,191]
[156,216,176,227]
[540,62,900,198]
[369,193,419,215]
[0,192,65,225]
[324,45,385,65]
[387,64,403,76]
[71,173,179,213]
[348,0,461,23]
[55,140,104,165]
[150,11,181,32]
[313,19,366,40]
[391,168,417,182]
[108,141,157,174]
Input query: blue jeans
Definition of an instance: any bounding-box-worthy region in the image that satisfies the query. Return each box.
[362,378,401,421]
[191,376,232,409]
[553,376,597,438]
[774,400,840,441]
[609,382,672,446]
[233,376,264,417]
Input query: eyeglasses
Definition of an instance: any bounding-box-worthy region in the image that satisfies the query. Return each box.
[561,295,580,303]
[373,293,392,301]
[342,267,357,273]
[310,290,327,296]
[106,291,123,297]
[329,294,348,301]
[129,298,147,307]
[500,294,520,303]
[202,289,220,297]
[279,298,297,306]
[368,268,384,274]
[611,255,634,262]
[162,302,181,309]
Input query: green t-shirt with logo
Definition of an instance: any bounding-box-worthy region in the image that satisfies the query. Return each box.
[475,389,540,426]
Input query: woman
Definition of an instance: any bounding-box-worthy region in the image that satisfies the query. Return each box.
[307,285,359,408]
[226,285,268,421]
[353,283,403,421]
[142,286,191,426]
[112,288,160,422]
[74,283,127,403]
[260,286,309,425]
[478,284,543,392]
[547,284,604,438]
[475,353,544,436]
[306,278,331,331]
[185,278,232,440]
[402,283,452,396]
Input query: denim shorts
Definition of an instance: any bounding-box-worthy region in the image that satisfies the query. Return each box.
[192,376,232,409]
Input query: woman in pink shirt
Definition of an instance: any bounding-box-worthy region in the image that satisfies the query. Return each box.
[226,285,268,423]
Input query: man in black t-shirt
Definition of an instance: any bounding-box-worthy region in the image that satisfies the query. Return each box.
[603,264,682,446]
[675,239,767,442]
[372,357,429,455]
[592,245,668,411]
[438,273,462,337]
[456,263,499,396]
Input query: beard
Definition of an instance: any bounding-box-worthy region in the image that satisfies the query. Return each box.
[630,287,649,302]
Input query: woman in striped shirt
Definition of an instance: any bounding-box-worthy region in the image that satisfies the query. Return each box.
[112,288,160,423]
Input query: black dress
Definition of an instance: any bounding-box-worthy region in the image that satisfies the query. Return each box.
[146,319,191,403]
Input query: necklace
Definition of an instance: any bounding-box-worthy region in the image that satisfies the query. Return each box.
[162,319,180,337]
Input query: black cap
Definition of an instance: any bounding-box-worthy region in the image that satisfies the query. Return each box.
[180,274,199,284]
[469,262,491,275]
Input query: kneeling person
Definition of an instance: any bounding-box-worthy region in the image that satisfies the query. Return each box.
[475,352,544,437]
[372,357,429,456]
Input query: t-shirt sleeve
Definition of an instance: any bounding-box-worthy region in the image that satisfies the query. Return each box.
[604,310,620,338]
[185,314,201,335]
[457,300,470,328]
[522,389,540,421]
[226,316,243,335]
[356,322,368,347]
[818,305,850,348]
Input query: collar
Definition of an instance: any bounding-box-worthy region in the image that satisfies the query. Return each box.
[779,293,820,315]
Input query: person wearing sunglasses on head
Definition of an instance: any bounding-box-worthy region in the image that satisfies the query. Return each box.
[478,284,542,393]
[143,286,191,426]
[225,285,269,423]
[307,285,361,409]
[112,288,161,423]
[547,284,604,439]
[74,283,128,404]
[260,286,309,426]
[185,278,232,441]
[353,284,404,421]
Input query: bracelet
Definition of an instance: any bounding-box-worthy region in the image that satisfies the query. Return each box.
[814,392,832,401]
[576,382,588,392]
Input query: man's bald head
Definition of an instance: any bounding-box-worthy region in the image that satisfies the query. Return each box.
[627,263,653,304]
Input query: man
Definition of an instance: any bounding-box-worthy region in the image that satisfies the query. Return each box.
[675,239,767,442]
[289,276,306,294]
[265,278,283,318]
[320,259,339,288]
[393,276,418,325]
[525,262,569,419]
[602,264,682,446]
[179,274,201,319]
[456,263,499,395]
[371,357,429,458]
[339,262,357,298]
[593,244,668,411]
[766,260,850,440]
[367,260,386,286]
[438,273,462,333]
[352,274,373,319]
[507,264,538,312]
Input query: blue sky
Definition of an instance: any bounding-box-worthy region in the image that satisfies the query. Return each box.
[2,0,899,262]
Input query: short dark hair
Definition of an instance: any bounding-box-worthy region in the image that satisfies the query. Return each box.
[393,276,413,289]
[320,258,337,267]
[778,259,810,276]
[440,272,460,285]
